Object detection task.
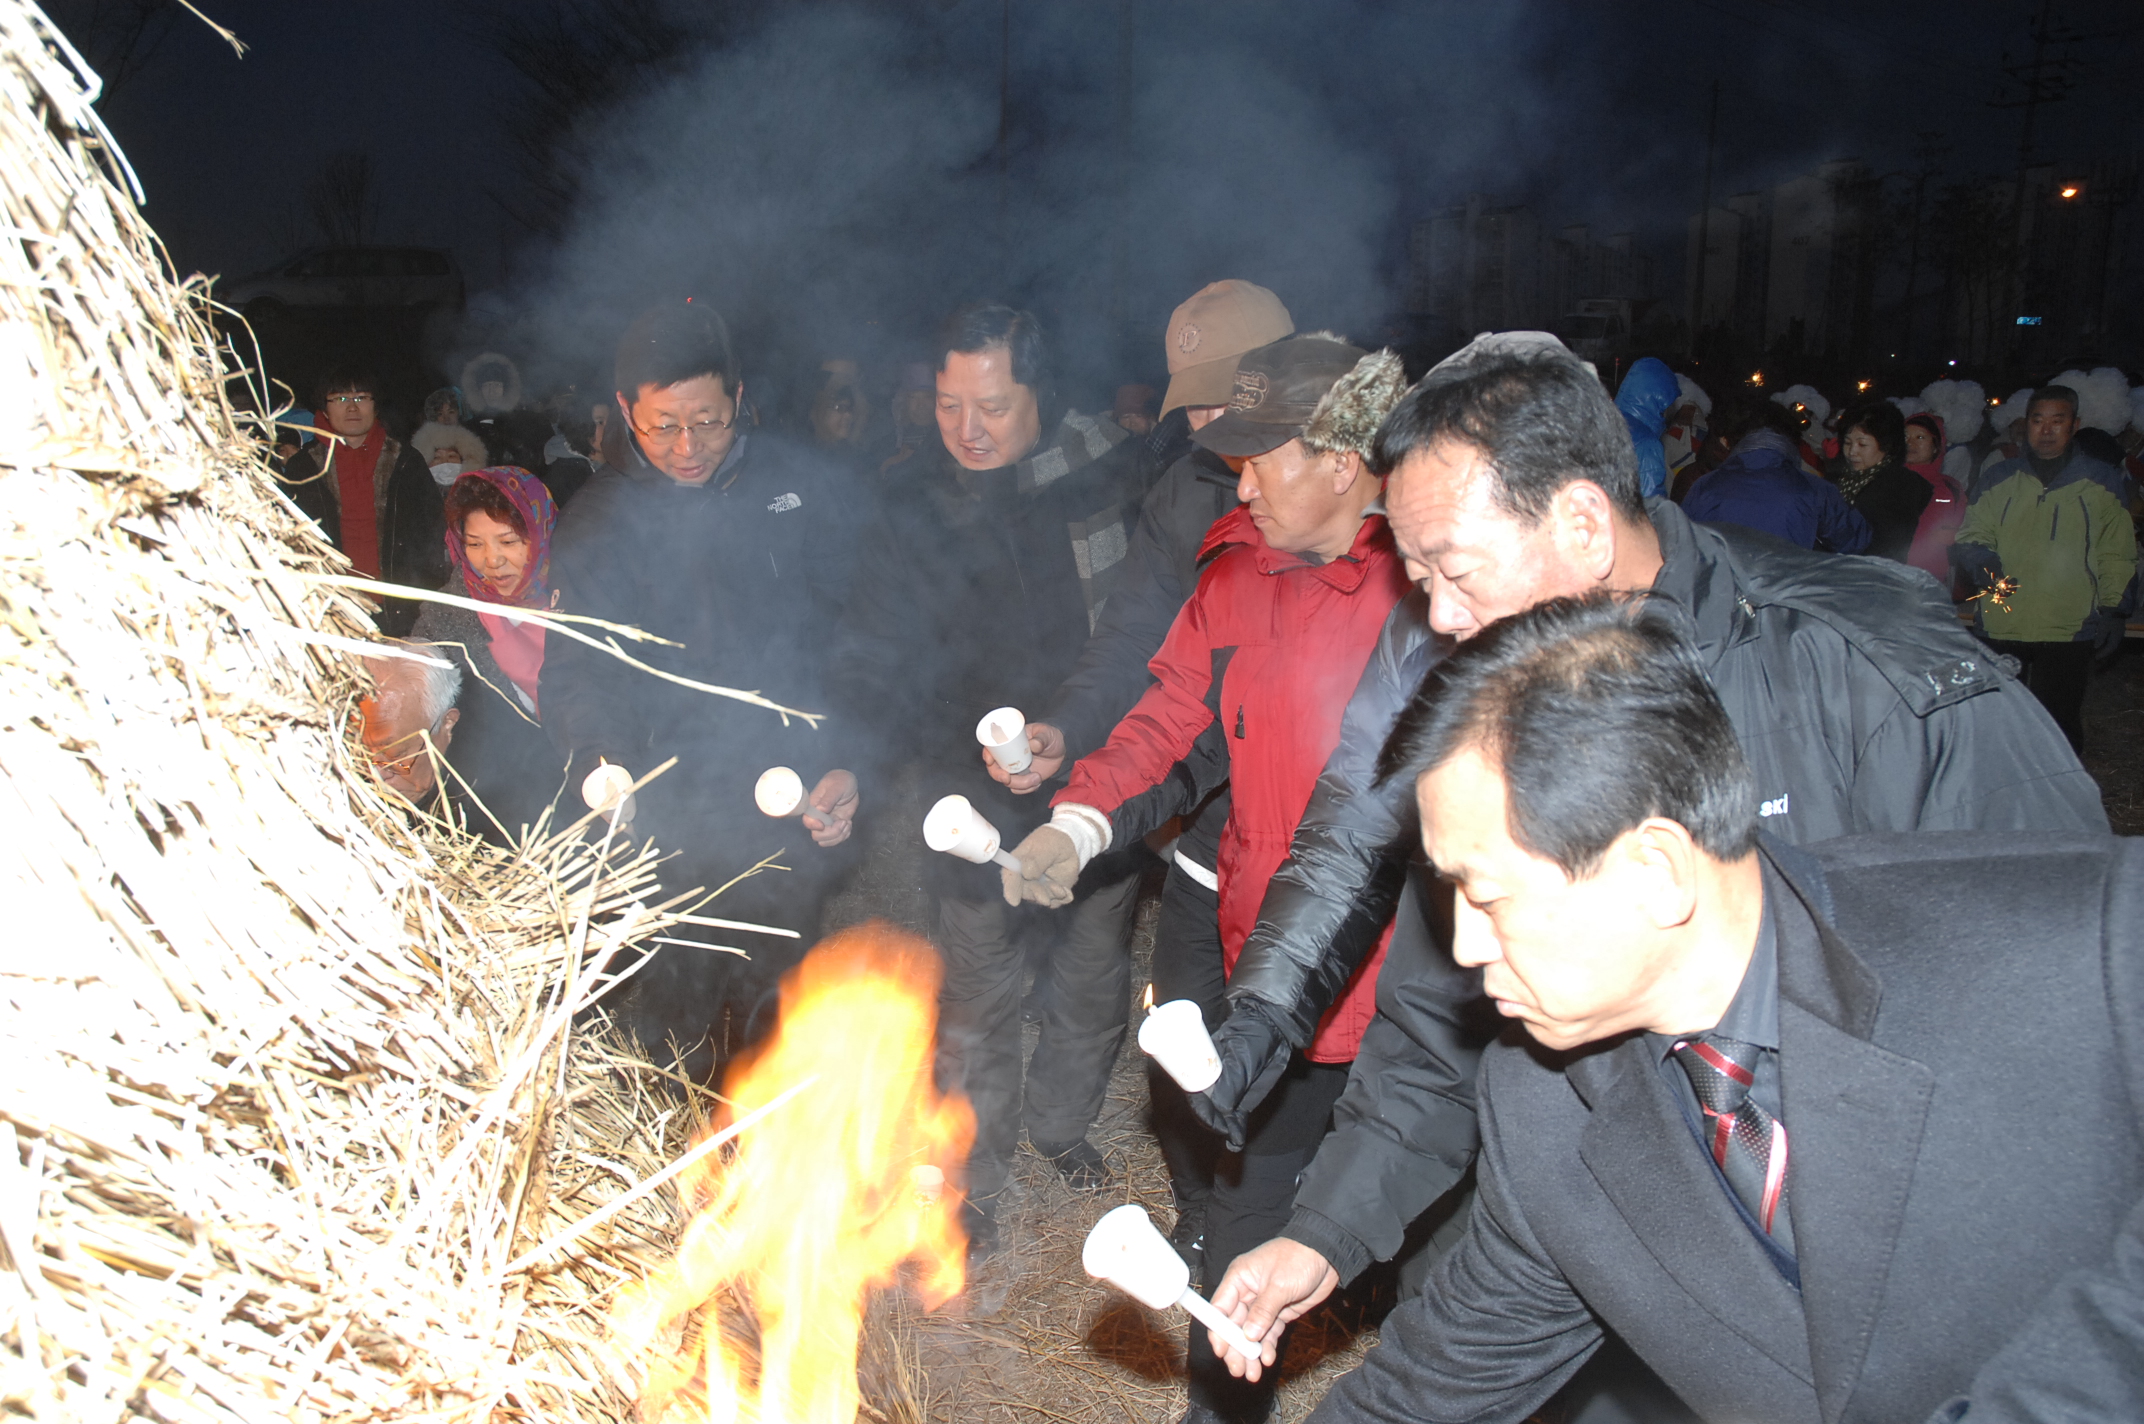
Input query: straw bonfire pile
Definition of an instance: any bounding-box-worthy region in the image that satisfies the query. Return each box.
[0,5,719,1417]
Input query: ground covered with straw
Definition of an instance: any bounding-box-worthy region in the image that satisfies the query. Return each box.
[829,776,1383,1424]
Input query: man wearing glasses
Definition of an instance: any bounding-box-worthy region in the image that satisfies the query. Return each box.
[286,368,444,635]
[541,301,860,1083]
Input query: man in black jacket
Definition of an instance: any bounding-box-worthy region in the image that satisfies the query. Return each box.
[979,279,1295,1266]
[542,302,860,1082]
[832,303,1158,1258]
[1297,595,2144,1424]
[285,367,444,636]
[1196,334,2107,1371]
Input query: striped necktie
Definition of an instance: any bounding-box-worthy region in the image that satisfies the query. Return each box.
[1670,1034,1792,1252]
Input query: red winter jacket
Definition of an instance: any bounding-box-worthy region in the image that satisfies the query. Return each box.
[1055,507,1410,1061]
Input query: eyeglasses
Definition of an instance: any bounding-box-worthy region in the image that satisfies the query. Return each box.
[632,413,734,448]
[327,394,375,406]
[367,728,441,780]
[372,749,427,779]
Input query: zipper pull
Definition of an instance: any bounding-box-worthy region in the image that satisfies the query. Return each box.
[1234,706,1246,739]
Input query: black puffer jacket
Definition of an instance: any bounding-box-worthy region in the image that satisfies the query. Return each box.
[830,413,1157,881]
[1242,497,2110,1283]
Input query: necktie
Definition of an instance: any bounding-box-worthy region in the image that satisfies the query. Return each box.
[1670,1034,1792,1252]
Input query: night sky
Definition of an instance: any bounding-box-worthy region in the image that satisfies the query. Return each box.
[78,0,2144,388]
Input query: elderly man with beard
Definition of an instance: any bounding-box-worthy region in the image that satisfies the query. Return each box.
[832,302,1160,1260]
[1187,335,2105,1393]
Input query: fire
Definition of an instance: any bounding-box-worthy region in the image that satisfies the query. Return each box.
[610,926,975,1424]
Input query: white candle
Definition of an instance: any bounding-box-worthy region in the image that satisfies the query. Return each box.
[580,762,636,826]
[1138,998,1222,1093]
[1082,1204,1261,1361]
[976,707,1033,775]
[754,765,806,817]
[923,794,1021,871]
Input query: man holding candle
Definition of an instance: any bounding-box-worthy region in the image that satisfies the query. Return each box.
[541,301,860,1083]
[1194,337,2105,1409]
[1295,594,2144,1424]
[1000,334,1412,1424]
[830,303,1160,1260]
[982,279,1297,1270]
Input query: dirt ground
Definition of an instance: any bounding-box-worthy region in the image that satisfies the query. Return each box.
[822,772,1374,1424]
[814,646,2144,1424]
[2083,643,2144,835]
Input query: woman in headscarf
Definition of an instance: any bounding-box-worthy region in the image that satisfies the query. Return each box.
[1832,400,1931,564]
[409,466,569,841]
[1903,411,1965,590]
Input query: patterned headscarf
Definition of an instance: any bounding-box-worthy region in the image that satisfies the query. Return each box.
[444,466,556,609]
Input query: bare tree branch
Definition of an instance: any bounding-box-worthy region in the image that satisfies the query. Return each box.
[307,150,377,247]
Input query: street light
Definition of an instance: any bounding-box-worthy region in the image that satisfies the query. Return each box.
[2060,183,2083,201]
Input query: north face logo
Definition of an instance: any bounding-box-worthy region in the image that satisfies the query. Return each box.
[767,492,802,513]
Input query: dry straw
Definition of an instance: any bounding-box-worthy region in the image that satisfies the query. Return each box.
[0,3,766,1417]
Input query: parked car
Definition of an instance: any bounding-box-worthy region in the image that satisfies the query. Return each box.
[223,246,464,321]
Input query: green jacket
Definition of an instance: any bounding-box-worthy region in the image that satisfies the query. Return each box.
[1953,448,2137,642]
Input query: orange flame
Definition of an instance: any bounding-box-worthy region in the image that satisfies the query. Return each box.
[610,926,975,1424]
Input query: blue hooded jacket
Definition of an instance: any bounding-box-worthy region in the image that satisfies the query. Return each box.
[1615,358,1680,500]
[1683,430,1872,554]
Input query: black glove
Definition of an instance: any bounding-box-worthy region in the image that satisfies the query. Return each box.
[1188,998,1294,1153]
[2091,608,2127,661]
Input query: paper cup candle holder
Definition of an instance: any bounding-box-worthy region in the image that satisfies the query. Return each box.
[1083,1204,1261,1361]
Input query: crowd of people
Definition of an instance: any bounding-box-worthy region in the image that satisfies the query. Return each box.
[284,280,2144,1424]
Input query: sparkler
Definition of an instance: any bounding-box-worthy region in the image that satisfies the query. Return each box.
[1966,576,2019,614]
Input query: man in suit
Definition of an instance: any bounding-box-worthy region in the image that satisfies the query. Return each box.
[1292,592,2144,1424]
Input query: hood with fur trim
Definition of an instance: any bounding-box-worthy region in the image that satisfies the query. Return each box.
[1300,347,1408,459]
[1918,378,1985,445]
[2051,366,2132,434]
[1676,372,1712,416]
[1988,386,2036,435]
[410,421,489,470]
[459,352,523,416]
[1771,383,1830,432]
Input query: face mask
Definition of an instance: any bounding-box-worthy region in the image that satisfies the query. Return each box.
[430,461,462,487]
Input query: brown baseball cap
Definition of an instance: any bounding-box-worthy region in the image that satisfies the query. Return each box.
[1162,280,1295,414]
[1191,335,1368,457]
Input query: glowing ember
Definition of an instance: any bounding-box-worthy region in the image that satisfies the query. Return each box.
[610,926,975,1424]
